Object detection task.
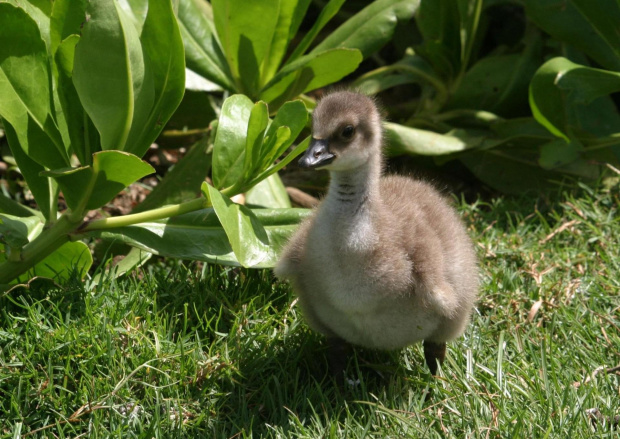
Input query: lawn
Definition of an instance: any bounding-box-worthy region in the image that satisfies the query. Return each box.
[1,182,619,438]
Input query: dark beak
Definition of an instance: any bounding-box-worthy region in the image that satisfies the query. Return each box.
[298,138,335,169]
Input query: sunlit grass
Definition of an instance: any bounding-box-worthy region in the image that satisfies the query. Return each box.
[1,182,619,437]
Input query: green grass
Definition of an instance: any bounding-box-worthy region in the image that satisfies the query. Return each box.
[1,182,619,438]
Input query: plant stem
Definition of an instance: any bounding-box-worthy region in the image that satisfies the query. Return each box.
[0,214,78,284]
[80,197,209,232]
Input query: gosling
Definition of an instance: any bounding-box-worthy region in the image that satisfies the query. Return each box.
[275,91,478,377]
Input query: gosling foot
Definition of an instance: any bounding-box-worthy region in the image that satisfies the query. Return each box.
[326,337,352,384]
[423,340,446,375]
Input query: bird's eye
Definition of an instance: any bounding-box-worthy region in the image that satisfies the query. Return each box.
[341,125,355,139]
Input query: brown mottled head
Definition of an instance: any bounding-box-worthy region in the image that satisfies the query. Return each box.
[298,91,382,171]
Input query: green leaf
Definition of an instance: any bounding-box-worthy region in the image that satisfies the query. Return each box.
[202,182,270,267]
[212,94,254,190]
[3,0,52,54]
[529,57,620,140]
[2,120,56,220]
[73,0,151,152]
[538,138,583,169]
[0,4,69,167]
[310,0,418,59]
[414,0,461,79]
[460,148,565,194]
[385,122,484,156]
[43,151,154,212]
[85,207,310,268]
[456,0,483,72]
[260,48,363,108]
[18,241,92,283]
[525,0,620,71]
[447,33,542,117]
[0,214,44,249]
[117,0,149,33]
[569,0,620,62]
[260,0,307,86]
[0,193,42,219]
[55,34,101,167]
[243,101,270,181]
[250,135,310,186]
[92,246,151,284]
[245,173,291,209]
[134,136,212,213]
[353,54,441,96]
[50,0,88,56]
[287,0,345,63]
[260,99,308,169]
[123,0,186,158]
[212,0,279,96]
[177,0,234,91]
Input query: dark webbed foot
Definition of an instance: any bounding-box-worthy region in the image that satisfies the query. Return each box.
[326,337,352,383]
[423,341,446,375]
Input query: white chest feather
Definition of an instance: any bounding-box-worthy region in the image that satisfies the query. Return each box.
[303,206,437,349]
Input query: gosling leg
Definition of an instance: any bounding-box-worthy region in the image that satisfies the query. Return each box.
[423,341,446,375]
[326,337,352,382]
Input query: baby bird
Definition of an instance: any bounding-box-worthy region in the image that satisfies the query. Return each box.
[275,91,478,377]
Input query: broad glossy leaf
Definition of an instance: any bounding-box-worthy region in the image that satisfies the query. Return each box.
[92,246,152,284]
[538,139,582,169]
[355,70,421,95]
[311,0,418,59]
[245,173,291,209]
[0,214,43,249]
[185,68,222,92]
[258,126,291,178]
[414,0,461,78]
[460,148,558,194]
[73,0,150,152]
[0,193,42,219]
[18,241,92,283]
[55,35,101,166]
[261,100,308,169]
[260,48,362,108]
[251,136,310,186]
[202,182,270,267]
[456,0,483,70]
[86,208,310,268]
[124,0,186,158]
[0,70,69,170]
[490,118,554,142]
[244,101,270,180]
[117,0,149,33]
[525,0,620,71]
[385,122,487,155]
[2,120,55,220]
[43,151,154,211]
[3,0,52,54]
[529,57,620,140]
[447,37,542,117]
[0,4,68,166]
[260,0,304,86]
[287,0,344,62]
[50,0,88,55]
[163,89,217,134]
[212,94,254,190]
[177,0,234,91]
[134,136,212,213]
[353,54,439,95]
[570,0,620,61]
[212,0,279,96]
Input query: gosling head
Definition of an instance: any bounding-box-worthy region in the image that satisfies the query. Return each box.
[299,91,382,172]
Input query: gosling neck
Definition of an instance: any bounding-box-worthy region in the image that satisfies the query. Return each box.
[324,154,382,217]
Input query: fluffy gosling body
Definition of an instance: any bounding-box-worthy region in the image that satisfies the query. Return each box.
[275,91,478,376]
